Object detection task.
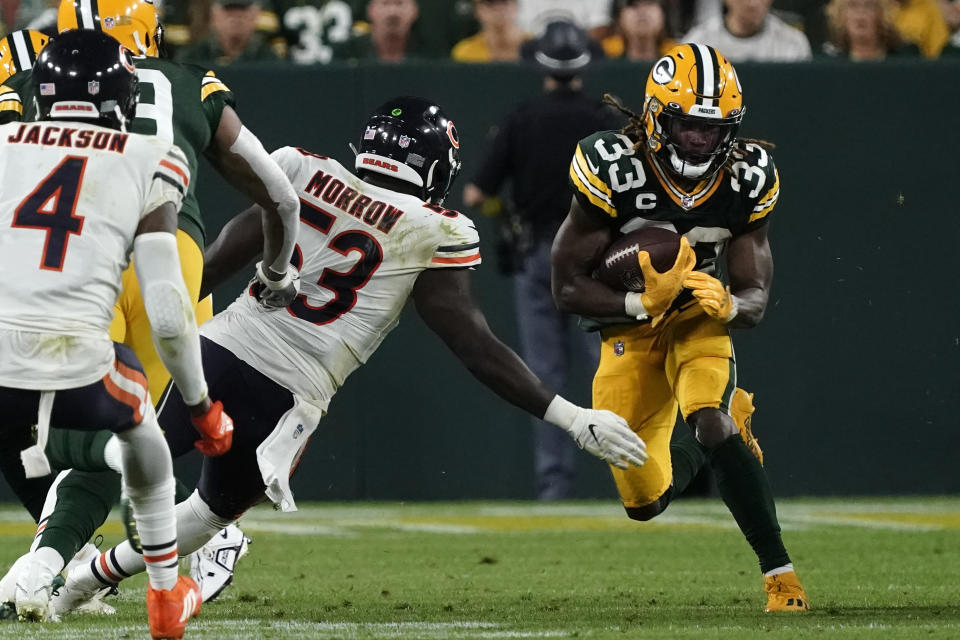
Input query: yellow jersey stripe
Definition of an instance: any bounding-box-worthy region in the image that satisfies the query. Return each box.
[749,201,776,223]
[0,100,22,114]
[574,146,613,198]
[201,82,230,101]
[570,165,617,217]
[755,171,780,207]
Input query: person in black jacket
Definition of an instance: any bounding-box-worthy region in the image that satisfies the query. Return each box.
[463,20,621,499]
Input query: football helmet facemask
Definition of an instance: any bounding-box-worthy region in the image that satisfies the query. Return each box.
[33,30,140,131]
[643,43,744,181]
[0,30,49,85]
[355,96,462,205]
[58,0,161,57]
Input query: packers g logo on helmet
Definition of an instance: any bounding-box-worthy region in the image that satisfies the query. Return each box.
[642,43,744,181]
[58,0,161,58]
[0,30,49,84]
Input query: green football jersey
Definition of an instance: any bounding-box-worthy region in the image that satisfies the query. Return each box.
[569,129,780,324]
[0,58,235,248]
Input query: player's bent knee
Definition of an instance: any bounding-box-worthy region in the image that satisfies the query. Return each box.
[625,497,668,522]
[688,408,737,449]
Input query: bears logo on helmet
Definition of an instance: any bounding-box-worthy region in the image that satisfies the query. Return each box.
[34,30,140,131]
[356,96,462,205]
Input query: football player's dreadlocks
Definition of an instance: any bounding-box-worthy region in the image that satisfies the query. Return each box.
[601,93,775,171]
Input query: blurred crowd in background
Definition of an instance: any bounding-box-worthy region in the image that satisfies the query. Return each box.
[2,0,959,66]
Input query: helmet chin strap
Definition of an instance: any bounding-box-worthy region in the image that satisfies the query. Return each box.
[667,145,712,180]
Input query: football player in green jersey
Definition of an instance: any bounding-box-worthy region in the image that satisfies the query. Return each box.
[0,0,301,611]
[552,43,809,612]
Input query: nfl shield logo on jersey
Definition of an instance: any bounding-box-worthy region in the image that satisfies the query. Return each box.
[398,135,411,148]
[87,81,100,96]
[681,194,695,209]
[613,341,625,356]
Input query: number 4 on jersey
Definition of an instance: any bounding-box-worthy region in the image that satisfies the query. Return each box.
[12,156,87,271]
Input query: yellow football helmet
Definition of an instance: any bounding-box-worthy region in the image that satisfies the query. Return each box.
[58,0,161,57]
[643,43,744,181]
[0,30,49,84]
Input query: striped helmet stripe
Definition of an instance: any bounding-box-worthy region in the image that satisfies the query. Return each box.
[693,43,718,107]
[691,44,705,105]
[77,0,99,30]
[10,31,33,72]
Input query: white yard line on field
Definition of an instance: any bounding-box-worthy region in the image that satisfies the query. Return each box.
[0,619,571,639]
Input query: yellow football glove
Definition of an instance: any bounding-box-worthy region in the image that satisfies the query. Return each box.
[624,237,696,322]
[684,271,739,322]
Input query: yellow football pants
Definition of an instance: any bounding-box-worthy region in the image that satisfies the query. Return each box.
[593,303,737,509]
[109,229,214,401]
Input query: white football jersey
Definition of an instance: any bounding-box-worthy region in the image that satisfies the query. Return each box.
[0,120,190,389]
[202,148,482,408]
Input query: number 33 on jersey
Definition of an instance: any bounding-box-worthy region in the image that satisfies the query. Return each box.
[569,129,780,273]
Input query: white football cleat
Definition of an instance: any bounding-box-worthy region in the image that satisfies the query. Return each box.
[14,557,58,622]
[190,524,251,602]
[0,553,32,605]
[50,572,116,617]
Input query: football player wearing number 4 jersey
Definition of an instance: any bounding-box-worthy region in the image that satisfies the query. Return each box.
[552,43,809,611]
[0,0,300,605]
[0,31,236,638]
[50,96,649,613]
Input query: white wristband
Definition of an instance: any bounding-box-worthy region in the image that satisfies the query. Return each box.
[724,296,740,323]
[257,261,294,291]
[543,395,578,431]
[624,292,649,320]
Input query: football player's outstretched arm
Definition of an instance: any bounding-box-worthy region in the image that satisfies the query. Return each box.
[412,268,647,469]
[206,106,300,307]
[725,224,773,328]
[133,204,233,455]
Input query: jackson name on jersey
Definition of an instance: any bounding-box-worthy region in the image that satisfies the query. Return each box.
[200,147,481,409]
[0,58,234,248]
[0,120,190,389]
[570,129,779,320]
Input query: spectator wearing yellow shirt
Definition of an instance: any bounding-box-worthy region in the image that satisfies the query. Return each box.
[602,0,676,60]
[452,0,531,62]
[893,0,950,56]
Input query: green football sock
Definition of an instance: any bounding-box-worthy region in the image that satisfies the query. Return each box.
[670,423,708,496]
[45,428,113,471]
[709,435,791,573]
[37,470,121,565]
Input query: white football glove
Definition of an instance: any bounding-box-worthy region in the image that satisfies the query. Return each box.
[254,261,300,310]
[543,396,647,469]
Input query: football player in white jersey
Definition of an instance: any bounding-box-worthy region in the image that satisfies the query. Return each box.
[0,31,235,638]
[50,97,648,611]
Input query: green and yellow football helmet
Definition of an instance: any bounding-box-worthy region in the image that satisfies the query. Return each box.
[0,30,49,84]
[58,0,161,57]
[643,43,744,181]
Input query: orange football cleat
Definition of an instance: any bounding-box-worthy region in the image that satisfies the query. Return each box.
[147,575,201,639]
[764,570,810,612]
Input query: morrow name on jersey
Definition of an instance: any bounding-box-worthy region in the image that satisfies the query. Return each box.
[200,147,481,411]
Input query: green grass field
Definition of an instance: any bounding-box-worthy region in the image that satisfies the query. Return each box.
[0,497,957,639]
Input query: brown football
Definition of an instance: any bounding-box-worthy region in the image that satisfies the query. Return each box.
[596,227,682,292]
